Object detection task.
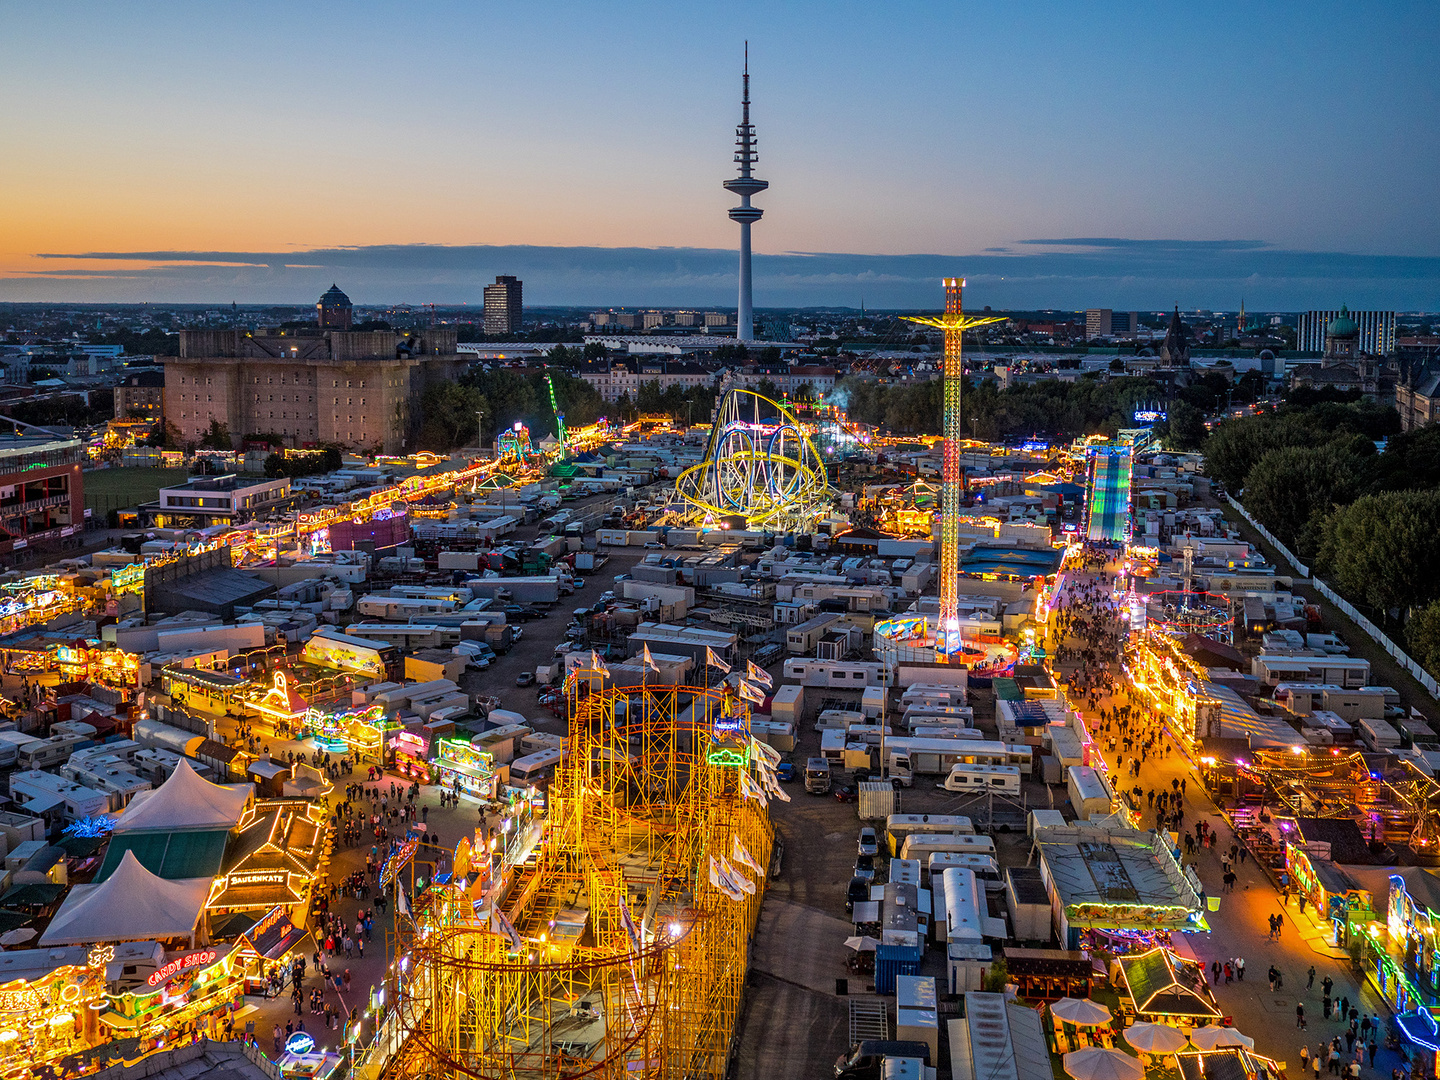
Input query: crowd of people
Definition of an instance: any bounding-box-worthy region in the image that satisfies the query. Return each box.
[1043,541,1415,1080]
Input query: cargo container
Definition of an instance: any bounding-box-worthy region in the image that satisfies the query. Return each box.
[861,685,888,720]
[770,685,804,726]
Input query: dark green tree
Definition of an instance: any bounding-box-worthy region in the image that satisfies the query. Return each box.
[1316,491,1440,617]
[1406,602,1440,680]
[1242,442,1370,552]
[1165,401,1208,450]
[198,419,232,450]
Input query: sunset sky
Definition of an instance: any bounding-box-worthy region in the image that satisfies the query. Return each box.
[3,0,1437,308]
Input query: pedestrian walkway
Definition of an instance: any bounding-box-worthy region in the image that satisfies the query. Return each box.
[1039,544,1407,1076]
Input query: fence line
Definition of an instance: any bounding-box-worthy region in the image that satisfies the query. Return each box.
[1226,495,1440,701]
[1225,494,1311,576]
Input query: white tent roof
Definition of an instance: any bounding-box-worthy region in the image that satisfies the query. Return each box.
[113,758,251,833]
[40,850,208,945]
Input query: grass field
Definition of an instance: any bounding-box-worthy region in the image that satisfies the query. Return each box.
[82,467,190,513]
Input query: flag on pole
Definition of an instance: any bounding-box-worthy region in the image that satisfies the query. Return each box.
[732,835,765,876]
[589,649,608,675]
[738,679,767,706]
[641,643,659,672]
[705,647,731,674]
[750,737,781,767]
[396,883,411,921]
[739,768,767,805]
[718,856,756,895]
[746,660,772,688]
[758,764,791,802]
[708,856,745,902]
[619,893,643,953]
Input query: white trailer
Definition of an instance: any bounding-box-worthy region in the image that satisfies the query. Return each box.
[887,738,1033,785]
[925,851,1001,885]
[941,763,1022,795]
[1065,765,1114,820]
[886,813,974,856]
[899,833,996,863]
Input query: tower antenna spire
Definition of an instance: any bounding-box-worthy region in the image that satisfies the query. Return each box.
[725,42,767,342]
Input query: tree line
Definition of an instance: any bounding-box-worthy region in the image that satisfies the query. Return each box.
[1204,400,1440,676]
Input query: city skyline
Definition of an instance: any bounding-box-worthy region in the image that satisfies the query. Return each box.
[2,1,1438,308]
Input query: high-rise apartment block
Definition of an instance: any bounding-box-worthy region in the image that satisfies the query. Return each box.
[1085,309,1138,339]
[483,276,523,335]
[1297,309,1394,355]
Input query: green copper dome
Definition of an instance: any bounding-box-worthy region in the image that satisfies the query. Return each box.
[1327,305,1358,338]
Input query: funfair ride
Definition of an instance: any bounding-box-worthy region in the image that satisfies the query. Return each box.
[675,388,830,531]
[890,278,1003,659]
[383,669,774,1080]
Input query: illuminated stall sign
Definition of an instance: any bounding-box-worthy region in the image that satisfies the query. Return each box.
[147,947,223,987]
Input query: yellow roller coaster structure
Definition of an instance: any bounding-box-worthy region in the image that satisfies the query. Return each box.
[674,388,830,530]
[383,671,773,1080]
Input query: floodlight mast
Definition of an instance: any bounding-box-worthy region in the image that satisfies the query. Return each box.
[903,279,1004,657]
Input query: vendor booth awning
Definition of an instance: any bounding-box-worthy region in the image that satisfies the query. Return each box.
[40,850,208,945]
[240,905,307,960]
[113,759,251,833]
[1117,947,1221,1019]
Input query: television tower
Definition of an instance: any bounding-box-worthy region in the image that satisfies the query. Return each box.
[904,279,1004,657]
[724,43,767,342]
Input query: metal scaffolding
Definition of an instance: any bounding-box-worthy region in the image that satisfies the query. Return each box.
[384,676,773,1080]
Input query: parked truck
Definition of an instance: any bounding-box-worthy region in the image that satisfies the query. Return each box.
[804,756,832,794]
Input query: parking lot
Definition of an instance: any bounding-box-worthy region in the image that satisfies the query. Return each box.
[733,681,1041,1080]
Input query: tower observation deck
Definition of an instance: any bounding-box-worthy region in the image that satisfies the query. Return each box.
[724,44,767,342]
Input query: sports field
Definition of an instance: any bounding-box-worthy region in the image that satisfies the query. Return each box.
[82,467,190,514]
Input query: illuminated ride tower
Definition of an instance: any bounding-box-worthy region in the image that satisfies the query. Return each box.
[724,45,767,342]
[904,278,1004,657]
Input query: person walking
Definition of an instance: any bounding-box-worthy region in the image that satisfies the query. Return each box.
[1236,956,1245,981]
[1298,1003,1307,1029]
[1301,1046,1310,1073]
[1308,965,1317,990]
[1328,1046,1341,1075]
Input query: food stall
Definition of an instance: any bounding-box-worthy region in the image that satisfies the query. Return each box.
[1114,946,1222,1024]
[231,906,311,996]
[102,945,243,1046]
[391,729,433,782]
[434,738,497,800]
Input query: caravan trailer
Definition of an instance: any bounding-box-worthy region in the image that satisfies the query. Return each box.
[886,813,974,856]
[941,763,1022,795]
[899,833,997,863]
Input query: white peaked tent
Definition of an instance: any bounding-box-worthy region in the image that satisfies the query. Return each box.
[40,850,209,946]
[114,758,252,833]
